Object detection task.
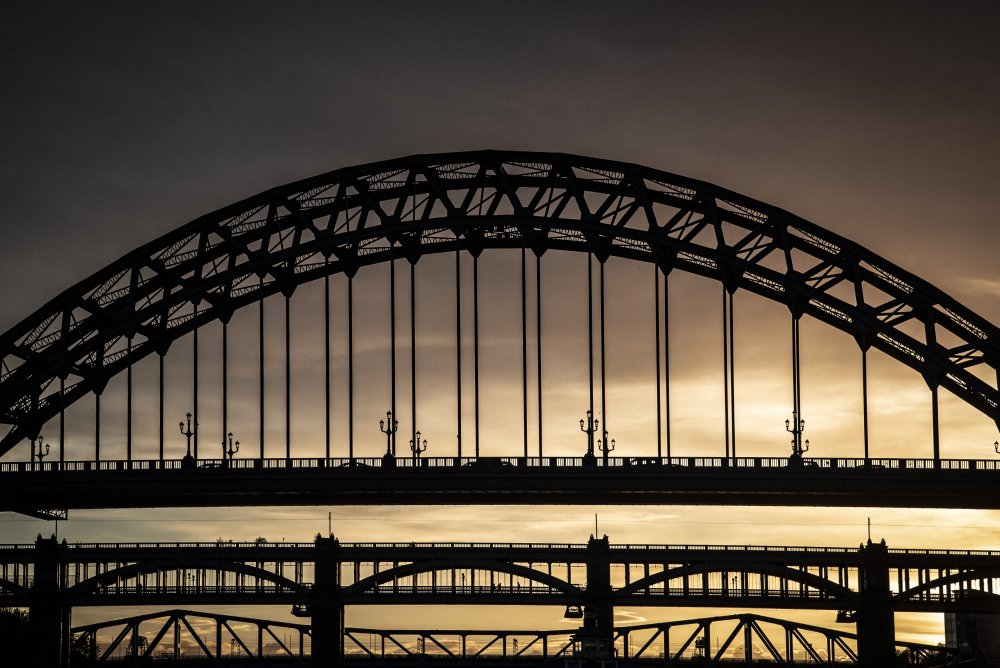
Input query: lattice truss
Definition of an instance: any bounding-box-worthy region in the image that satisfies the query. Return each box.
[609,614,952,664]
[70,610,953,664]
[1,150,997,454]
[71,609,310,661]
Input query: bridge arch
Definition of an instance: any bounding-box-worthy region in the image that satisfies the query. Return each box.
[1,150,997,452]
[617,561,857,602]
[343,557,579,597]
[895,567,1000,604]
[67,558,307,597]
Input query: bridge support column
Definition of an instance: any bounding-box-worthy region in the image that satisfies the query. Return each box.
[28,535,70,668]
[583,535,614,649]
[312,536,344,668]
[857,539,895,667]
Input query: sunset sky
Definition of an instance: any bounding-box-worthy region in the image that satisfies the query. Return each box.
[2,1,999,647]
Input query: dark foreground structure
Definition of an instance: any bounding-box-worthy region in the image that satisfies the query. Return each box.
[4,536,998,665]
[70,609,957,665]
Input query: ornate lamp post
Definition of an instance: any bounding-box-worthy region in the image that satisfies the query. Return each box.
[410,430,428,461]
[379,411,398,467]
[994,441,999,454]
[222,432,240,465]
[785,411,809,464]
[179,412,197,469]
[598,430,615,466]
[580,410,599,466]
[31,436,50,467]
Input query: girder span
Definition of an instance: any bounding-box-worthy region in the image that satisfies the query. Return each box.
[617,561,857,602]
[343,557,580,597]
[1,150,997,454]
[68,557,307,598]
[896,566,1000,605]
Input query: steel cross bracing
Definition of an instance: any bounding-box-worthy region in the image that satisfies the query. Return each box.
[71,608,310,662]
[1,150,998,454]
[3,537,999,614]
[70,610,955,665]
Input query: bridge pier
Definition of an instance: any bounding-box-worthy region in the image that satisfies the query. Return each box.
[28,536,70,668]
[857,539,895,666]
[581,536,615,656]
[312,536,344,667]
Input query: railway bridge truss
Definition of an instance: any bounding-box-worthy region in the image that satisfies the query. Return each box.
[1,151,998,665]
[71,609,955,665]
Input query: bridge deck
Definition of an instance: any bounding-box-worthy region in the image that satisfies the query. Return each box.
[1,456,999,511]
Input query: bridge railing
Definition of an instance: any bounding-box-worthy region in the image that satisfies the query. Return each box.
[887,547,1000,556]
[6,540,1000,558]
[621,585,841,599]
[343,542,588,550]
[607,543,860,554]
[83,584,296,596]
[67,540,314,549]
[3,455,999,472]
[363,584,578,595]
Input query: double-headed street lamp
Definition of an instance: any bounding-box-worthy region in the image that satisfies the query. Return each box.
[31,436,50,466]
[222,432,240,464]
[380,411,398,464]
[410,430,428,460]
[179,412,197,468]
[598,430,615,465]
[785,411,809,459]
[580,410,599,465]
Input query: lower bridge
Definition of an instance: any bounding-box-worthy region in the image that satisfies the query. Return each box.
[70,609,957,666]
[4,536,998,666]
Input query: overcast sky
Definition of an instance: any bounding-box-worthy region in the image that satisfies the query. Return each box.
[2,2,999,327]
[2,2,999,644]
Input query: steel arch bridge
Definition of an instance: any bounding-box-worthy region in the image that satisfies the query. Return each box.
[1,143,997,664]
[1,151,999,516]
[1,149,997,454]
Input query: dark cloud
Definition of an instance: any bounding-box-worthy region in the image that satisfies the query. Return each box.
[2,2,998,331]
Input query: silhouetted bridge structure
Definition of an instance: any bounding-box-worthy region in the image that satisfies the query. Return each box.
[3,456,1000,514]
[2,151,999,666]
[5,536,1000,664]
[71,609,956,665]
[1,152,997,480]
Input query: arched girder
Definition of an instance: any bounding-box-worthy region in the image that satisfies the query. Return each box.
[342,557,579,597]
[67,557,306,597]
[896,566,1000,604]
[1,150,997,454]
[617,561,857,601]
